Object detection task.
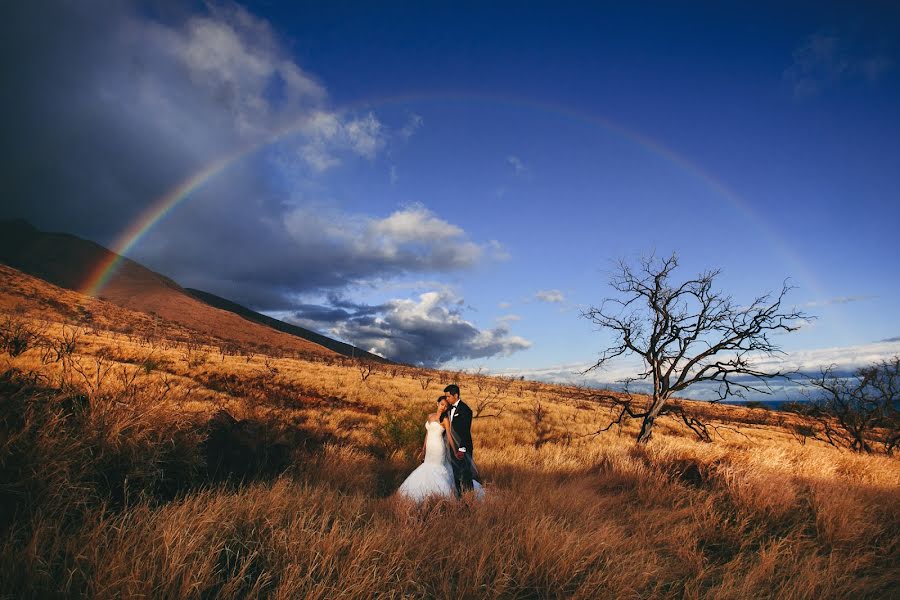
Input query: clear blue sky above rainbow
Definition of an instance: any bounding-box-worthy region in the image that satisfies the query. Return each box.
[2,1,898,395]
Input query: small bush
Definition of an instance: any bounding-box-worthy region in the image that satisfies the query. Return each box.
[0,315,37,357]
[744,400,769,410]
[372,403,429,459]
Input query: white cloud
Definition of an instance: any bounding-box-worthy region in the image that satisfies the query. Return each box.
[497,314,522,322]
[750,340,900,375]
[399,113,424,139]
[498,301,512,309]
[163,7,326,138]
[280,204,496,280]
[389,165,399,185]
[803,295,875,308]
[499,340,900,402]
[369,205,465,243]
[488,239,511,261]
[344,112,384,159]
[507,155,527,175]
[117,3,388,174]
[496,358,640,387]
[535,289,565,303]
[297,110,386,172]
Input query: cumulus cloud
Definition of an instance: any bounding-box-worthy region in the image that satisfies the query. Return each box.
[367,205,466,245]
[535,289,565,303]
[784,32,893,99]
[272,204,487,287]
[287,290,531,366]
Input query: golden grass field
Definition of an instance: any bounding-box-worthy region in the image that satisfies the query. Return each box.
[1,267,898,599]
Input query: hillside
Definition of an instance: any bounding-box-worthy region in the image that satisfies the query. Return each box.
[0,219,376,361]
[1,256,897,599]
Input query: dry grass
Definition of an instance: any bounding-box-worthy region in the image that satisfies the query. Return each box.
[0,275,898,599]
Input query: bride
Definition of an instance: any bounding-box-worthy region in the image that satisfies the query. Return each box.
[397,397,484,502]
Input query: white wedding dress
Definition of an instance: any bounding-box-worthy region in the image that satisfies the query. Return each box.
[397,420,485,502]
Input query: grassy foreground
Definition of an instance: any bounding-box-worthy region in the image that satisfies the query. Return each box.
[1,312,898,599]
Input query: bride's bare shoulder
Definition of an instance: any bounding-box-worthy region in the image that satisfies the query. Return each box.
[426,412,439,422]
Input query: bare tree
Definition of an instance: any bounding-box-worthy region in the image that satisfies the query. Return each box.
[357,361,374,382]
[530,398,552,448]
[40,324,81,365]
[805,356,900,454]
[417,370,433,391]
[582,252,807,443]
[469,368,513,419]
[263,356,279,377]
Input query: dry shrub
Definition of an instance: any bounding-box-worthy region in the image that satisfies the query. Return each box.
[371,402,430,459]
[0,368,203,525]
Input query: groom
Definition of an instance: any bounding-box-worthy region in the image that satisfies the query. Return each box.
[443,384,474,498]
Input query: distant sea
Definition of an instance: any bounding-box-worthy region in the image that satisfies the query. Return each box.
[720,399,804,410]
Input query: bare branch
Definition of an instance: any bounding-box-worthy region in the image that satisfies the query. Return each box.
[803,357,899,454]
[581,252,809,443]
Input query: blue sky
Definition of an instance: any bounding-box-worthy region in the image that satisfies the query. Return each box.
[2,1,899,395]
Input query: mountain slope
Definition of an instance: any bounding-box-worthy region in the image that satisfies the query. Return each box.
[0,219,375,360]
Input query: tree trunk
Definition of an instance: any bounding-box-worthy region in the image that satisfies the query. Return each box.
[636,415,655,444]
[636,396,667,444]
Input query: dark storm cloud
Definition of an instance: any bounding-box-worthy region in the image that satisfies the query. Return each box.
[291,305,357,324]
[0,1,327,241]
[0,1,487,297]
[287,291,531,366]
[0,1,523,364]
[0,0,498,306]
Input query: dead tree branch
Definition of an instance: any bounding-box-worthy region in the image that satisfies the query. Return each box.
[581,252,808,443]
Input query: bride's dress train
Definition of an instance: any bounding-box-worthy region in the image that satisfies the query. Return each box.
[397,420,484,502]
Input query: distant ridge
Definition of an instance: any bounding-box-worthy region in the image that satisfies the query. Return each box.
[0,218,182,294]
[0,219,382,361]
[186,288,390,363]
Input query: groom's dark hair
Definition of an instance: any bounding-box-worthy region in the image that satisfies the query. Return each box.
[443,384,460,396]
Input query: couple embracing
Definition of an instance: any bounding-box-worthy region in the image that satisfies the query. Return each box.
[398,384,485,502]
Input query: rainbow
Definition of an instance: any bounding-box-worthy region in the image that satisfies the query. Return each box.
[80,91,822,299]
[82,153,236,297]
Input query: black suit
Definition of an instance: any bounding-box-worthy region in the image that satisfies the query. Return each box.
[448,400,474,496]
